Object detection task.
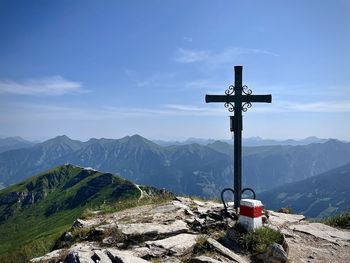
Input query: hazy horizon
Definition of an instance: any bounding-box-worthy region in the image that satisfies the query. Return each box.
[0,133,344,144]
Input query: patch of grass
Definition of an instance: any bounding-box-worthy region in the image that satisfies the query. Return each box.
[151,258,163,263]
[0,239,56,263]
[232,224,283,254]
[80,207,95,219]
[191,235,215,258]
[322,212,350,229]
[278,207,293,214]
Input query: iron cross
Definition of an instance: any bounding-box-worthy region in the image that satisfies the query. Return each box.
[205,66,272,210]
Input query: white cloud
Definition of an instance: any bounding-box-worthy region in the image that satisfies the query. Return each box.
[0,76,87,96]
[174,47,279,65]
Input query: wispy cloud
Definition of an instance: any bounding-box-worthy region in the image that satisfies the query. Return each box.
[2,97,349,124]
[164,104,224,115]
[284,100,350,113]
[174,47,279,65]
[174,48,210,63]
[0,102,226,122]
[0,76,87,96]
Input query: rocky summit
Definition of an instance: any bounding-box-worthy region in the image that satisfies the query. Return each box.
[31,197,350,263]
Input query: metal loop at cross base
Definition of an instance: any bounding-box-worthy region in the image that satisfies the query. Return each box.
[220,188,235,212]
[220,187,257,213]
[242,187,256,199]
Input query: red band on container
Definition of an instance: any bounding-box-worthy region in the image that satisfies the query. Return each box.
[240,205,263,218]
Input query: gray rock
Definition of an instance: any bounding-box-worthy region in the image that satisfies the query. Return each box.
[146,233,198,256]
[67,243,95,263]
[189,255,225,263]
[65,252,79,263]
[118,220,188,239]
[29,249,66,263]
[128,246,153,258]
[206,238,249,263]
[106,249,149,263]
[257,243,288,263]
[64,231,73,242]
[92,250,112,263]
[289,222,350,245]
[150,203,182,214]
[268,211,305,228]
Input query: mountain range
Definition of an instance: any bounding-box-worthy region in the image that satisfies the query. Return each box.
[0,137,35,154]
[259,162,350,218]
[0,135,232,197]
[1,135,350,199]
[153,136,331,147]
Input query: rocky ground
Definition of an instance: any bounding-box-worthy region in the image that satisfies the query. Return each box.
[31,197,350,263]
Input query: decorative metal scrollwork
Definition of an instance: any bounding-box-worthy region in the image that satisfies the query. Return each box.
[242,102,252,112]
[225,85,235,95]
[242,85,252,95]
[224,102,234,112]
[242,85,253,112]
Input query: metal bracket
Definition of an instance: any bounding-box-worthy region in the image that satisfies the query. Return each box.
[220,187,256,213]
[242,187,256,199]
[220,188,235,213]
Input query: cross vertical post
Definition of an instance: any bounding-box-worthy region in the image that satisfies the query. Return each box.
[205,66,272,212]
[234,66,243,210]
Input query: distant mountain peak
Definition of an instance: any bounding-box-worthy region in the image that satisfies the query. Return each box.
[54,134,71,140]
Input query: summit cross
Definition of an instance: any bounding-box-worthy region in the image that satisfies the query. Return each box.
[205,66,272,210]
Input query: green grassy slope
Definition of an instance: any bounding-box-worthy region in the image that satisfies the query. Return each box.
[0,164,141,262]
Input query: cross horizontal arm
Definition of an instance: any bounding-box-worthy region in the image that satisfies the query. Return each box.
[205,95,231,103]
[205,94,272,103]
[243,94,272,103]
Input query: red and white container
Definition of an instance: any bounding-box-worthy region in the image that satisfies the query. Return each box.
[238,199,263,230]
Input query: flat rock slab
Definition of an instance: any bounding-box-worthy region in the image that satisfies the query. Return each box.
[118,219,188,238]
[146,233,198,256]
[150,203,183,214]
[106,248,149,263]
[289,222,350,245]
[206,238,249,263]
[30,249,65,263]
[67,243,96,263]
[268,211,305,227]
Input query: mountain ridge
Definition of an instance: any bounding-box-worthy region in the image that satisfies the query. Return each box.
[0,164,171,261]
[259,162,350,218]
[0,136,36,154]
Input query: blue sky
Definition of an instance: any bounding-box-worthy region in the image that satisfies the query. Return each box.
[0,0,349,141]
